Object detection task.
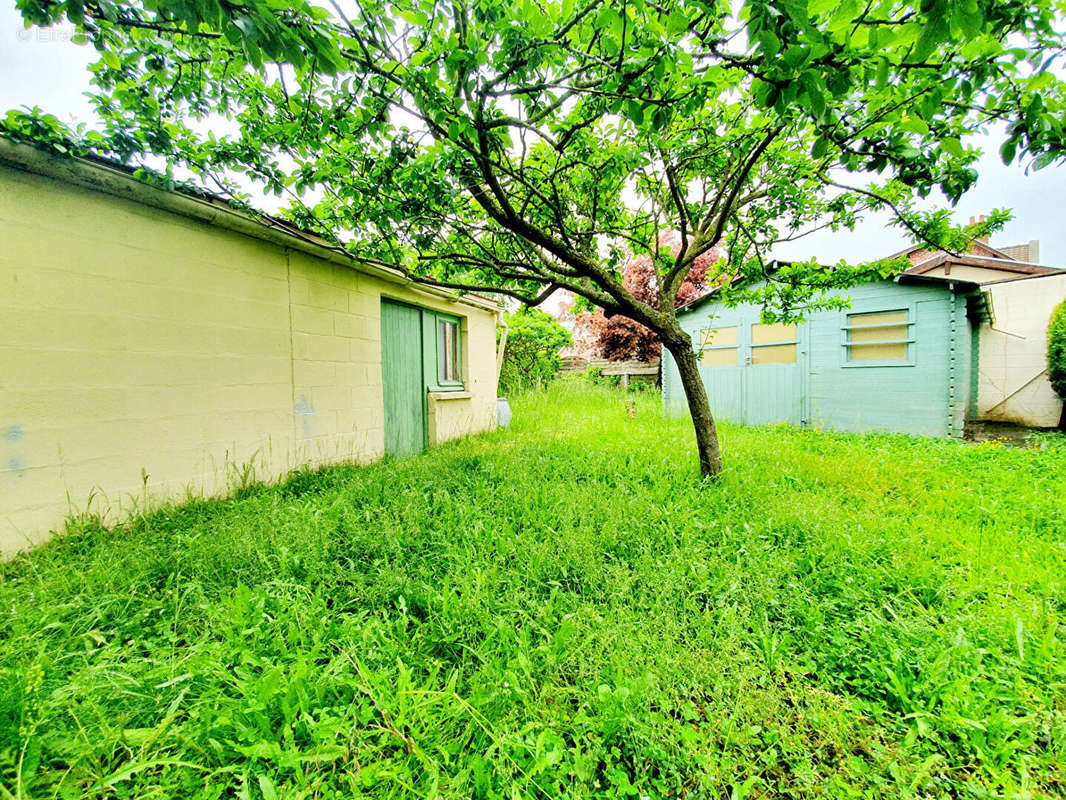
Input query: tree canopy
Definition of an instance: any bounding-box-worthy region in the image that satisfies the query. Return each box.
[8,0,1066,474]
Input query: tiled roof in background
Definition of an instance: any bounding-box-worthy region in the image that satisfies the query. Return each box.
[996,240,1040,263]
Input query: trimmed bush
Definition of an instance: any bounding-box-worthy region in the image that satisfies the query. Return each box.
[1050,299,1066,401]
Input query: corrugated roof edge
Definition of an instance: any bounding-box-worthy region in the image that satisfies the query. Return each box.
[0,137,502,313]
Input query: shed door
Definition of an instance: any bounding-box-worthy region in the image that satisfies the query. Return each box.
[381,300,426,456]
[743,321,805,426]
[696,314,806,426]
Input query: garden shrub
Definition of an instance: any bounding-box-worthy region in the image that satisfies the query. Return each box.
[1049,300,1066,400]
[498,308,571,394]
[1049,300,1066,428]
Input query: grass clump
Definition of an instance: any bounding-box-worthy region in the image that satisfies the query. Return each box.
[1,381,1064,799]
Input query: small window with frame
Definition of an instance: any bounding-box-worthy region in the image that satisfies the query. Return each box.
[700,326,738,366]
[437,316,460,384]
[844,309,913,364]
[419,308,465,391]
[751,322,798,364]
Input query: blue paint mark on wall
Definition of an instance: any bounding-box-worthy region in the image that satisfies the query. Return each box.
[294,396,315,439]
[2,425,26,478]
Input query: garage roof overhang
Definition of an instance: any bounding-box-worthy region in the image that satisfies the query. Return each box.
[906,251,1064,277]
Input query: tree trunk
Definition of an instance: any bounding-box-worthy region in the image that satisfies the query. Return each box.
[664,336,723,478]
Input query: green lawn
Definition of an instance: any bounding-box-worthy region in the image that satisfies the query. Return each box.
[2,382,1065,799]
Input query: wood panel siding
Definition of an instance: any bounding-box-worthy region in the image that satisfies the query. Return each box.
[665,280,968,437]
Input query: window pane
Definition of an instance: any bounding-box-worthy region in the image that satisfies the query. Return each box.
[751,322,796,344]
[700,326,737,347]
[847,310,909,361]
[700,326,737,366]
[849,324,908,343]
[702,347,738,367]
[449,324,459,379]
[752,343,797,364]
[849,341,907,360]
[438,319,459,382]
[850,310,907,327]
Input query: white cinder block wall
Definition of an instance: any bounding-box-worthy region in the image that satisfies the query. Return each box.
[0,152,499,556]
[978,274,1066,426]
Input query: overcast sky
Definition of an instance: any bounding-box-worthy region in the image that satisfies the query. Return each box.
[3,3,1065,266]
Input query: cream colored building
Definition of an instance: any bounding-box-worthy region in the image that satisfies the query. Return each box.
[904,249,1066,427]
[977,273,1066,426]
[0,139,502,557]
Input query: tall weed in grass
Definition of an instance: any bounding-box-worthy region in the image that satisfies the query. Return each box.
[1,381,1064,798]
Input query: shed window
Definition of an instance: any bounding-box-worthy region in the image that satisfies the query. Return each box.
[845,310,911,362]
[700,327,738,366]
[751,322,797,364]
[436,316,461,384]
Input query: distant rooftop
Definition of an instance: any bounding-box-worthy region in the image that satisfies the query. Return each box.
[996,240,1040,263]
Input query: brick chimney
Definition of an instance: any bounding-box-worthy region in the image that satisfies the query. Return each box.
[968,214,989,243]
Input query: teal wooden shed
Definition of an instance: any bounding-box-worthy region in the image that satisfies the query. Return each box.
[663,273,988,437]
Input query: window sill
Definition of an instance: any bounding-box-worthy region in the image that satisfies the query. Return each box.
[428,390,471,400]
[841,361,915,368]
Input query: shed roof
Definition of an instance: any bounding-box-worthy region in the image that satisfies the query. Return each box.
[0,137,502,313]
[905,251,1064,277]
[675,260,982,316]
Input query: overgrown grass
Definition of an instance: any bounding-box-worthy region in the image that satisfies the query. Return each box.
[2,381,1065,799]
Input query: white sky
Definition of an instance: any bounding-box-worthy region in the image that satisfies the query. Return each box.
[3,3,1065,268]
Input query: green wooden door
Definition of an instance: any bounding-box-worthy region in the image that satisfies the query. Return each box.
[381,300,426,456]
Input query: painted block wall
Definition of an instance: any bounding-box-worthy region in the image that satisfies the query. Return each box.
[0,162,498,556]
[977,274,1066,427]
[665,280,965,437]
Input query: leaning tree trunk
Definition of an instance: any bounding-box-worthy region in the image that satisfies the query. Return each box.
[664,335,722,478]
